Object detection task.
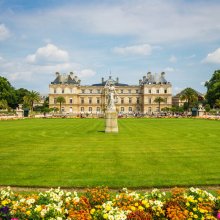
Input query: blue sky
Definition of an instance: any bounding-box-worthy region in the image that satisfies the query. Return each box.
[0,0,220,94]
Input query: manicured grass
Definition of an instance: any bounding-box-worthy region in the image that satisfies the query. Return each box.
[0,118,219,188]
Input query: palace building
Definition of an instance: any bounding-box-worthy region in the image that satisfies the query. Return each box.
[49,72,172,115]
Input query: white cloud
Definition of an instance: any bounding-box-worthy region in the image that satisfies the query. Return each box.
[169,55,177,63]
[26,43,69,64]
[203,48,220,64]
[164,67,175,72]
[113,44,152,56]
[0,24,10,40]
[79,69,96,78]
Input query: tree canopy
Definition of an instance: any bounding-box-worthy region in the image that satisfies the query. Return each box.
[205,70,220,108]
[0,76,17,108]
[154,97,165,112]
[179,87,198,111]
[56,96,66,113]
[23,91,41,111]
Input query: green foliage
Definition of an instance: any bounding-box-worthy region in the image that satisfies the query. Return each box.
[0,118,219,188]
[23,90,41,111]
[180,88,198,111]
[56,96,66,113]
[15,88,30,104]
[0,76,17,108]
[0,99,8,109]
[205,70,220,107]
[204,104,211,112]
[154,97,165,112]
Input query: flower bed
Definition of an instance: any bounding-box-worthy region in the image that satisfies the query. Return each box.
[0,187,220,219]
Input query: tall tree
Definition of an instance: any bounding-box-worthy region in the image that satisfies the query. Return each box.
[215,99,220,108]
[23,90,41,111]
[0,99,8,110]
[180,88,198,112]
[56,96,66,113]
[0,76,16,108]
[154,97,165,112]
[15,88,30,105]
[205,70,220,108]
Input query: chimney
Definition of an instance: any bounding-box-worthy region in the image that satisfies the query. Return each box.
[102,77,104,83]
[55,72,60,76]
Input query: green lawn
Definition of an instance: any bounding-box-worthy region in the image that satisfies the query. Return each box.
[0,118,219,188]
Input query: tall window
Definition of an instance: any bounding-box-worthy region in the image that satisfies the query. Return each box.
[97,98,100,104]
[148,89,151,94]
[54,98,57,104]
[121,98,124,104]
[89,98,92,104]
[81,98,84,104]
[148,98,151,104]
[136,90,139,94]
[89,107,92,112]
[62,88,64,94]
[164,89,167,94]
[121,107,124,112]
[137,97,140,104]
[129,98,132,104]
[97,107,100,112]
[90,89,92,94]
[121,90,123,94]
[156,89,159,94]
[81,89,85,93]
[128,89,131,94]
[81,107,84,112]
[69,98,73,104]
[129,107,132,112]
[54,89,56,94]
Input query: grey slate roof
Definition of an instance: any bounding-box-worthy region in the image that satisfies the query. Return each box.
[92,76,128,86]
[51,72,80,85]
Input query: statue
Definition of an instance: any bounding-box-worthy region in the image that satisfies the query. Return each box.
[105,83,118,111]
[104,81,118,133]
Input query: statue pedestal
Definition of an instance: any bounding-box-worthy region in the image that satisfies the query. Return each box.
[105,110,118,133]
[16,109,24,118]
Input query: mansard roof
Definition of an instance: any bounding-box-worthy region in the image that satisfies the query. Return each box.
[51,72,81,85]
[139,72,170,85]
[92,76,128,86]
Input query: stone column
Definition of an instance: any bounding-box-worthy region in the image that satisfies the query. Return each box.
[105,110,118,133]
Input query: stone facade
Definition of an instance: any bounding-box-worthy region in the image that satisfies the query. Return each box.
[49,72,172,115]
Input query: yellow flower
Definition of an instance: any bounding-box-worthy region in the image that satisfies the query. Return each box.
[198,197,203,202]
[90,208,95,214]
[138,206,144,211]
[194,214,198,218]
[135,202,139,207]
[35,205,42,212]
[186,202,190,206]
[131,206,136,211]
[26,210,31,216]
[142,200,147,205]
[193,207,197,211]
[1,200,8,206]
[105,205,111,211]
[103,213,108,219]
